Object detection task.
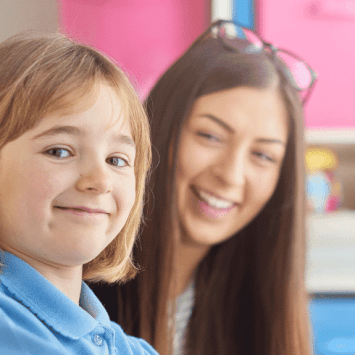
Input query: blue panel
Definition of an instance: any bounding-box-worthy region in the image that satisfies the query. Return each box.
[232,0,254,30]
[309,297,355,355]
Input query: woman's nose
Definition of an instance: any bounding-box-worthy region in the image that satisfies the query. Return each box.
[76,160,113,195]
[212,149,247,187]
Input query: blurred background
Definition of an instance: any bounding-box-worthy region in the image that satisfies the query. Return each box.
[0,0,354,353]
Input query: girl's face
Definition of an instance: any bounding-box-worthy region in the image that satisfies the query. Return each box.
[0,83,136,269]
[176,86,288,248]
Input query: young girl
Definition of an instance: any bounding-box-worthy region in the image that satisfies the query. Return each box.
[95,20,317,355]
[0,33,157,355]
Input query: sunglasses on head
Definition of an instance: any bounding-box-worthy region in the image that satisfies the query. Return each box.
[194,20,318,104]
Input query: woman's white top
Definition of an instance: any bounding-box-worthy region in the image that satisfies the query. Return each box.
[173,280,195,355]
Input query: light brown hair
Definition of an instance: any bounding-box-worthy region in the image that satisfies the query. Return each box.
[0,32,151,283]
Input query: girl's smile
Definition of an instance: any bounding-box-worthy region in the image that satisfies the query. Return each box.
[55,206,109,214]
[54,206,110,221]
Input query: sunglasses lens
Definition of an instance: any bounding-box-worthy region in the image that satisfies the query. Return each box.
[219,22,243,39]
[242,28,263,49]
[213,22,316,103]
[276,51,312,90]
[218,23,263,53]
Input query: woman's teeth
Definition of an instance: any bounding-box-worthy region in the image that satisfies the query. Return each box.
[196,189,234,209]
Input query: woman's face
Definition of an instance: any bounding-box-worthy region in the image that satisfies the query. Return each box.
[176,86,288,248]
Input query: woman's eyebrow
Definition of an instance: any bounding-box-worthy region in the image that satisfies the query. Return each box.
[256,138,286,146]
[31,125,136,150]
[198,115,286,146]
[198,114,234,133]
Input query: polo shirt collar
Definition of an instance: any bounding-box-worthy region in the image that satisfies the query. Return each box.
[0,251,111,339]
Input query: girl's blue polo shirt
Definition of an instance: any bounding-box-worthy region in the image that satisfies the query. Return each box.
[0,251,158,355]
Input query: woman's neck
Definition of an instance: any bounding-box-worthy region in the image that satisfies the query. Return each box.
[173,242,210,298]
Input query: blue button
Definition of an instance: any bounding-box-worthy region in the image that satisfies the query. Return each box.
[92,334,103,346]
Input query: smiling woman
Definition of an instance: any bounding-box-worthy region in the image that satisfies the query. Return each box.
[95,20,317,355]
[0,33,156,354]
[176,87,288,248]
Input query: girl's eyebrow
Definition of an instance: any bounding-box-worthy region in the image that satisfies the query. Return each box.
[32,125,81,139]
[112,134,136,150]
[31,125,136,150]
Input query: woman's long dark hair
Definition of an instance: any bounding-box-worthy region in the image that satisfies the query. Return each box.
[116,38,311,355]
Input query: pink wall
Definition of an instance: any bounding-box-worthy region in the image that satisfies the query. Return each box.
[258,0,355,128]
[58,0,209,98]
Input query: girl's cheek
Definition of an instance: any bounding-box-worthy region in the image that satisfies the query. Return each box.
[115,175,136,210]
[30,168,70,200]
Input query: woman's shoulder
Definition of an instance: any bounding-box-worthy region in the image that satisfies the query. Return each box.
[110,321,159,354]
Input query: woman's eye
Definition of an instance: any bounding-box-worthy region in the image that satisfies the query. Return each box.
[46,148,71,158]
[197,132,221,142]
[106,157,128,167]
[254,151,275,163]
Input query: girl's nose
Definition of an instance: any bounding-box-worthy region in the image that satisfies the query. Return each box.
[76,161,113,195]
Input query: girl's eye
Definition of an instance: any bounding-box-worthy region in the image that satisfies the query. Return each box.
[254,151,275,163]
[46,148,71,158]
[106,157,129,167]
[197,132,221,142]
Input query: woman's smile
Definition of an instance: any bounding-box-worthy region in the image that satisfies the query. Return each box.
[192,186,236,209]
[191,186,238,219]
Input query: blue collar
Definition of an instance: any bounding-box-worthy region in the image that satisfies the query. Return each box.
[0,251,111,339]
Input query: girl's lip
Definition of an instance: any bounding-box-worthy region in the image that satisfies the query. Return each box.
[55,206,108,214]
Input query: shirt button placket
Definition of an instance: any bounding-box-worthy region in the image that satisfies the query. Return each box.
[92,334,104,347]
